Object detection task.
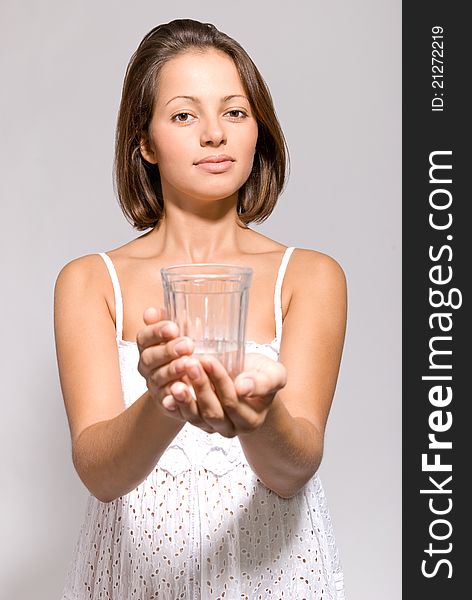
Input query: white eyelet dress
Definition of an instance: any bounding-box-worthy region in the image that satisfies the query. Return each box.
[61,246,346,600]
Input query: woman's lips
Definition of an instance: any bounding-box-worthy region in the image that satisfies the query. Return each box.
[195,160,234,173]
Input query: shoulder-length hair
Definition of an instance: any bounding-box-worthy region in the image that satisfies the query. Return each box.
[114,18,290,231]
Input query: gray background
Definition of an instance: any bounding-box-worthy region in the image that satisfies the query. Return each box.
[0,1,401,598]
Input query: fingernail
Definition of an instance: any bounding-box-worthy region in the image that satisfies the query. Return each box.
[174,339,189,354]
[174,389,186,402]
[239,378,254,395]
[161,324,174,337]
[187,362,201,380]
[175,356,190,373]
[162,397,176,411]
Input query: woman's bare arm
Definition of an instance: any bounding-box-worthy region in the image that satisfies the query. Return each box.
[54,255,188,502]
[238,250,348,497]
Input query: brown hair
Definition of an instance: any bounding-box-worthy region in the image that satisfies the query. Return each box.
[114,19,290,231]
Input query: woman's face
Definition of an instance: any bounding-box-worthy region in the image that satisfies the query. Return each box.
[141,49,259,207]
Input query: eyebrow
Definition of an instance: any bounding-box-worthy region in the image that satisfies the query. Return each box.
[165,94,249,106]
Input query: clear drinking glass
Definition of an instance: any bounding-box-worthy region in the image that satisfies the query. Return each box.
[161,264,253,378]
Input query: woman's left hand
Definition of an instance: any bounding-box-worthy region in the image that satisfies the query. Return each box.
[167,353,287,438]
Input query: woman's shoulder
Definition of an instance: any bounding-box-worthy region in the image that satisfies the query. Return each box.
[53,252,120,336]
[290,247,345,274]
[287,248,347,299]
[54,253,116,309]
[56,252,109,282]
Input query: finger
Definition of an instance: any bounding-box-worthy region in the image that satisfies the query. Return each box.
[143,306,168,325]
[198,356,261,431]
[137,318,178,351]
[141,334,194,377]
[198,355,239,414]
[153,369,194,404]
[147,354,191,391]
[160,393,197,427]
[183,358,235,436]
[183,358,226,421]
[161,394,179,412]
[169,381,215,433]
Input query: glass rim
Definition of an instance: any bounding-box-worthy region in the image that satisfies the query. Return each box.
[161,264,253,277]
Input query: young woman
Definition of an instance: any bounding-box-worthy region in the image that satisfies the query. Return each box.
[55,18,347,599]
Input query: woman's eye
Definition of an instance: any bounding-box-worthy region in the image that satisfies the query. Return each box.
[227,110,247,119]
[173,112,194,123]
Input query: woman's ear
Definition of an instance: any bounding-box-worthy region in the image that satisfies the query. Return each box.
[139,137,158,164]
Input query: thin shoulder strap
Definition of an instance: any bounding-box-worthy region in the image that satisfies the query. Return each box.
[274,246,296,342]
[97,252,124,340]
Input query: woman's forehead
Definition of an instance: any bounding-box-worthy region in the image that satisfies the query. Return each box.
[156,50,245,104]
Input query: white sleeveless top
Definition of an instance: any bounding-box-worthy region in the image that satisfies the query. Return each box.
[61,247,346,600]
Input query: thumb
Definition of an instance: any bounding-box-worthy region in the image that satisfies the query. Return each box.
[236,362,287,398]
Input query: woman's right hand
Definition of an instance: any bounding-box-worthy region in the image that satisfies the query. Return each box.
[137,306,196,414]
[137,307,235,437]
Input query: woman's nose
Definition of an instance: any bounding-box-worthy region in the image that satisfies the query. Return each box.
[200,116,227,146]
